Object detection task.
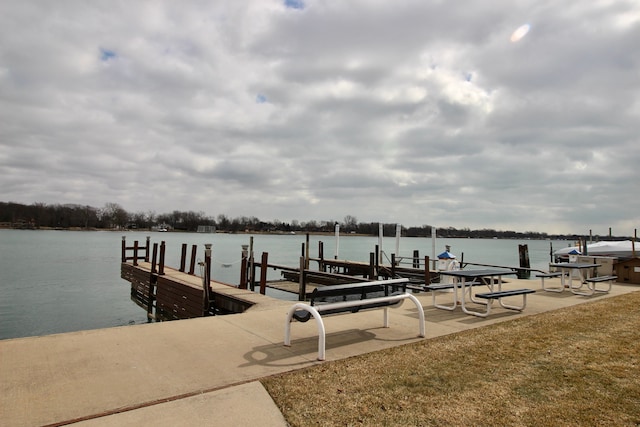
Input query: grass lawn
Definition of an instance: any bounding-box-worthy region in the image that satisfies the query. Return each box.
[262,290,640,426]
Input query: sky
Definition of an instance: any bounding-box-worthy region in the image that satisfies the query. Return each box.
[1,1,639,235]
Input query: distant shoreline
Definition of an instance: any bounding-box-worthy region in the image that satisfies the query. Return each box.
[0,226,571,240]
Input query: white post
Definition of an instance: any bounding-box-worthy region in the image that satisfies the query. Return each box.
[431,226,436,271]
[395,223,401,259]
[378,223,384,261]
[334,223,340,259]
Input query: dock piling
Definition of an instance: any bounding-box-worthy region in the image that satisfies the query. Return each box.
[240,245,249,289]
[518,244,531,279]
[391,254,396,278]
[369,252,376,279]
[159,241,165,275]
[259,252,268,295]
[151,243,158,274]
[179,244,187,272]
[203,244,212,315]
[189,244,197,275]
[424,256,430,284]
[298,256,306,301]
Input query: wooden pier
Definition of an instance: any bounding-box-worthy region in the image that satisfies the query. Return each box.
[121,237,256,321]
[121,236,439,322]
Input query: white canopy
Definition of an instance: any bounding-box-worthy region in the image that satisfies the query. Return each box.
[554,240,637,258]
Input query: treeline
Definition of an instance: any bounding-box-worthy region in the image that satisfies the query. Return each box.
[0,201,620,241]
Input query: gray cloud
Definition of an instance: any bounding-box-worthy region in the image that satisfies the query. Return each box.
[1,0,639,234]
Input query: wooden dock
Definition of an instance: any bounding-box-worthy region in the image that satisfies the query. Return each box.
[121,236,438,321]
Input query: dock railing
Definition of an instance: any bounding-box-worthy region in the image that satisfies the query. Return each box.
[121,236,150,266]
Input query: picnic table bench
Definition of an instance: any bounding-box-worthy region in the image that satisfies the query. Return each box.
[474,288,536,315]
[575,275,617,296]
[285,278,425,360]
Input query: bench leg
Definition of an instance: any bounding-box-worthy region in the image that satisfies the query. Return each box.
[460,278,500,317]
[405,293,426,338]
[383,294,426,338]
[540,276,564,293]
[460,287,493,317]
[460,292,491,318]
[598,280,613,293]
[285,294,425,361]
[284,303,327,361]
[571,284,595,296]
[467,286,490,306]
[430,287,458,311]
[499,294,529,311]
[572,280,612,296]
[569,279,587,293]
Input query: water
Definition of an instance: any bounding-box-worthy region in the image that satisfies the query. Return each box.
[0,229,568,340]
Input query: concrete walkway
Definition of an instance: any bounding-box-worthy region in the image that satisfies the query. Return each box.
[1,277,638,426]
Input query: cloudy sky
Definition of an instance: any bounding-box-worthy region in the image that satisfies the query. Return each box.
[1,1,639,235]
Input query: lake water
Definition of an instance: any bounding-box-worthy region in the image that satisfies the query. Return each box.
[0,229,571,340]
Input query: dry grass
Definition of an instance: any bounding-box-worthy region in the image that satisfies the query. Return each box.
[262,291,640,426]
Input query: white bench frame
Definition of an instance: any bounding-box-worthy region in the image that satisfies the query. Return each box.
[284,292,425,361]
[472,289,536,317]
[572,275,616,296]
[536,272,565,292]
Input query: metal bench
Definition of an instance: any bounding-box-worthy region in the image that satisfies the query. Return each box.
[473,288,536,317]
[285,278,425,360]
[536,272,564,292]
[574,275,617,296]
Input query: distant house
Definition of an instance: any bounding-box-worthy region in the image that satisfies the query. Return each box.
[197,225,216,233]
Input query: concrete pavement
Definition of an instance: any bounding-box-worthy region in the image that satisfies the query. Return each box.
[1,277,638,426]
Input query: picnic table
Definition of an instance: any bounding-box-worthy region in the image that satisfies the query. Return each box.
[432,269,534,318]
[548,263,614,296]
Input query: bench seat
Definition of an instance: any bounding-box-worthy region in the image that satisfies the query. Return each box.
[475,288,536,299]
[585,275,617,283]
[469,288,535,317]
[535,272,563,278]
[424,281,481,291]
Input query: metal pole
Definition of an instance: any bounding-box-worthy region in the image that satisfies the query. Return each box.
[395,223,401,259]
[431,226,436,271]
[378,223,384,262]
[305,233,310,269]
[334,223,340,259]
